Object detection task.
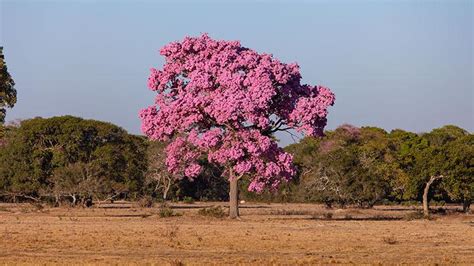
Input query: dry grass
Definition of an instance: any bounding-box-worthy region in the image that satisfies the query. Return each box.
[0,202,472,264]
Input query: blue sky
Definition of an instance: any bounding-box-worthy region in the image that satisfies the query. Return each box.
[1,0,472,146]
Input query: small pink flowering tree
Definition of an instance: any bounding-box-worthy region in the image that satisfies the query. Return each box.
[140,34,335,218]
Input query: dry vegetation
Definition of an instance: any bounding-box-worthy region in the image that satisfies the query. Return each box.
[0,202,473,265]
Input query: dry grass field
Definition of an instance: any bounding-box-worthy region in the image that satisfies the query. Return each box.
[0,202,473,265]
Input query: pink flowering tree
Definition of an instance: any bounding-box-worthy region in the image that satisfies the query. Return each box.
[140,34,335,218]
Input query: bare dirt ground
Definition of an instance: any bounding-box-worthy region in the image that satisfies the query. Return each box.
[0,202,473,265]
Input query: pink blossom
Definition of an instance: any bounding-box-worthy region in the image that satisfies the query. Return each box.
[184,163,202,178]
[139,34,334,192]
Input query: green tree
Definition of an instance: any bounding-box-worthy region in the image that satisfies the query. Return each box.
[391,126,472,216]
[287,125,399,208]
[441,134,473,213]
[0,47,17,125]
[0,116,147,204]
[389,129,430,201]
[424,125,469,147]
[144,140,174,200]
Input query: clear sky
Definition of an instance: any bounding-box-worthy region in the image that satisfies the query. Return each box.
[1,0,473,146]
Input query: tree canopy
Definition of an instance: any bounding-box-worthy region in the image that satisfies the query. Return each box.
[286,124,473,212]
[0,116,147,203]
[0,47,17,125]
[286,125,402,207]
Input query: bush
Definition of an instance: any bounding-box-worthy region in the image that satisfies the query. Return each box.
[432,207,447,215]
[198,206,225,218]
[183,196,195,204]
[404,210,424,221]
[323,212,333,219]
[431,200,446,206]
[137,196,154,208]
[158,203,180,218]
[401,200,419,206]
[159,206,174,217]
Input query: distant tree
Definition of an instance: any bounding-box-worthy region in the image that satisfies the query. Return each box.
[423,125,468,147]
[391,126,471,217]
[388,129,427,200]
[51,162,95,205]
[0,121,19,147]
[139,34,335,218]
[415,145,446,217]
[0,47,17,125]
[439,133,473,213]
[145,140,175,200]
[0,116,147,204]
[287,125,399,208]
[355,126,403,206]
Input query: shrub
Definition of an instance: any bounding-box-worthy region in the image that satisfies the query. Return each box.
[137,196,154,208]
[404,210,424,221]
[401,200,419,206]
[431,200,446,207]
[183,196,195,204]
[159,205,176,218]
[433,207,447,215]
[198,206,225,218]
[323,212,333,219]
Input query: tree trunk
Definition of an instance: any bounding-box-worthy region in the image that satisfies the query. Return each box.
[423,175,443,218]
[163,177,171,201]
[163,188,168,201]
[55,194,60,207]
[229,169,239,219]
[71,194,77,206]
[462,199,471,213]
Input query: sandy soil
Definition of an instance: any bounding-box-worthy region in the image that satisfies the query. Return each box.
[0,202,473,265]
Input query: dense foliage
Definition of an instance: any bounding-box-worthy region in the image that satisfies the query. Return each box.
[0,116,147,204]
[390,126,473,212]
[0,47,17,125]
[286,125,402,208]
[285,124,472,211]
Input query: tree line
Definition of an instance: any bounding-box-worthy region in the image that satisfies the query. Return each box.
[0,116,227,205]
[0,116,472,213]
[282,124,472,214]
